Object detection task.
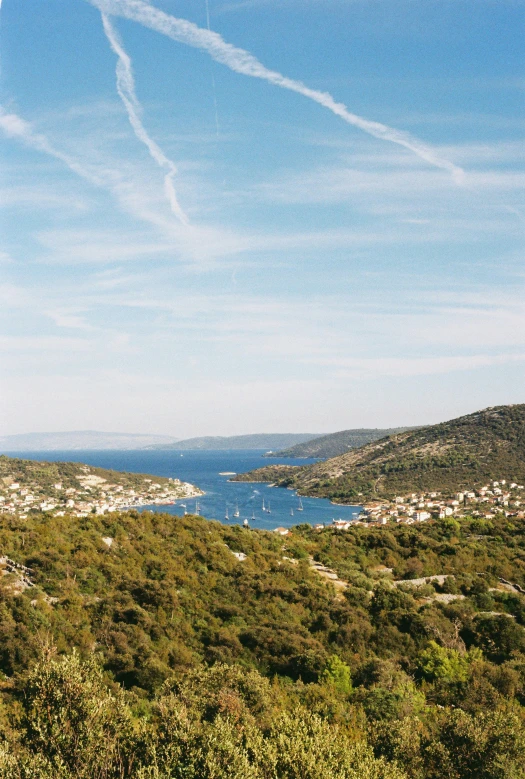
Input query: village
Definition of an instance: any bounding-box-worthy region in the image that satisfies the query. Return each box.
[323,479,525,531]
[0,470,202,519]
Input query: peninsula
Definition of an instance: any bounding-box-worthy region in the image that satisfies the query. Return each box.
[0,455,202,518]
[233,404,525,517]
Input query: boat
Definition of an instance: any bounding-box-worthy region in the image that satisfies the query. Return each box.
[267,502,271,514]
[252,510,256,521]
[297,498,304,511]
[233,502,240,518]
[262,498,266,512]
[290,508,294,516]
[225,506,230,520]
[195,501,200,513]
[243,518,249,527]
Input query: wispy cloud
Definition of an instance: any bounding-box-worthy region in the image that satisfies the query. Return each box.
[0,107,103,186]
[89,0,464,181]
[0,335,93,353]
[44,308,97,331]
[100,12,189,224]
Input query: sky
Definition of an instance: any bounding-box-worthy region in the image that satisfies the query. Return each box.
[0,0,524,437]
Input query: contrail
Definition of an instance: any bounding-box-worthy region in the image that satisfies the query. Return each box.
[88,0,464,181]
[101,12,189,224]
[204,0,220,137]
[0,106,179,234]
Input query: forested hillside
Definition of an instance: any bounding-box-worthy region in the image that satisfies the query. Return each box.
[235,405,525,502]
[266,427,415,459]
[0,508,525,776]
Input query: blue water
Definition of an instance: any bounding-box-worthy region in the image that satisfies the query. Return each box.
[4,449,362,531]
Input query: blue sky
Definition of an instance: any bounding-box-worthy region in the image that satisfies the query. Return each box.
[0,0,523,436]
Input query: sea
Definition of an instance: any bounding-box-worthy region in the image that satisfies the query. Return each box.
[4,449,363,531]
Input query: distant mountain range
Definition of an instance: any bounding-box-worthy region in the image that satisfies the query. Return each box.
[233,404,525,502]
[266,427,416,459]
[150,433,321,451]
[0,431,179,452]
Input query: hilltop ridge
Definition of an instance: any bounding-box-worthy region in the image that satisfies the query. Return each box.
[0,431,178,451]
[265,427,416,459]
[233,404,525,502]
[150,433,321,451]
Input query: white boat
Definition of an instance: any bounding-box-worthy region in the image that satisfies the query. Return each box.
[297,498,304,511]
[233,502,240,518]
[267,502,271,514]
[195,501,200,513]
[243,518,249,527]
[252,510,256,521]
[225,505,230,520]
[262,498,266,512]
[290,508,294,516]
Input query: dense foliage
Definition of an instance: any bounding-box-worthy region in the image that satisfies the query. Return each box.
[235,404,525,501]
[1,509,525,775]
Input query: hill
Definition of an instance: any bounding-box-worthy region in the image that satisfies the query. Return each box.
[151,433,321,450]
[233,405,525,502]
[265,427,415,459]
[0,455,200,515]
[0,430,178,451]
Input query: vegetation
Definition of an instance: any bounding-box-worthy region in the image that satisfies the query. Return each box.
[235,405,525,502]
[0,455,174,492]
[266,428,416,460]
[1,508,525,775]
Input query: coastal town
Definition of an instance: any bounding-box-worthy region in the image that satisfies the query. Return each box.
[0,464,202,519]
[324,479,525,531]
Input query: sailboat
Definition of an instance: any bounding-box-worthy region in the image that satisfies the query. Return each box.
[297,498,304,511]
[267,502,271,514]
[233,502,240,518]
[243,518,249,527]
[252,510,256,521]
[225,505,230,520]
[290,508,294,517]
[262,497,266,512]
[195,501,200,514]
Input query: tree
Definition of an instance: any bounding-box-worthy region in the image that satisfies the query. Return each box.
[322,655,353,696]
[19,649,135,778]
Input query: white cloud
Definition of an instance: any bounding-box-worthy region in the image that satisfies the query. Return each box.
[44,309,96,331]
[323,353,525,379]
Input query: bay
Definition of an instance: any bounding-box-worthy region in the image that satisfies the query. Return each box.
[5,449,362,531]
